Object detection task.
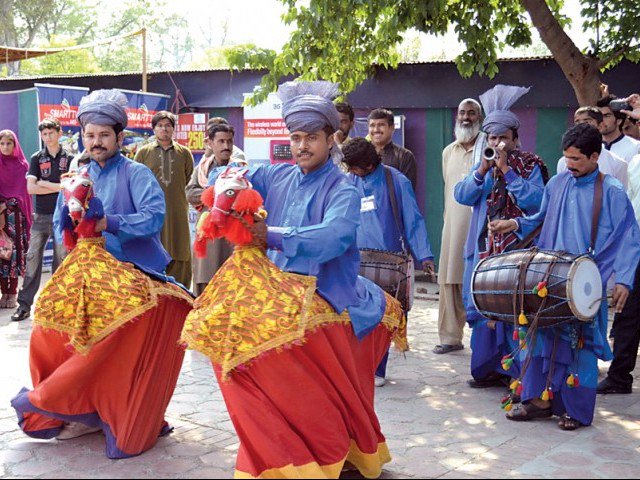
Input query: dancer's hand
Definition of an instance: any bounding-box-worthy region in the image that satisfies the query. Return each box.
[94,217,107,232]
[249,218,267,249]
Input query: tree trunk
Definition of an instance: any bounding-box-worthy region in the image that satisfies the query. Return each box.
[0,0,19,75]
[521,0,602,106]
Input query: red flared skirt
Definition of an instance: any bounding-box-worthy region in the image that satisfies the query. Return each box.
[11,296,191,458]
[216,322,394,479]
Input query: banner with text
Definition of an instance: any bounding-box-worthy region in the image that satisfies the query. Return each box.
[118,89,170,158]
[35,83,90,157]
[176,113,208,154]
[243,93,292,165]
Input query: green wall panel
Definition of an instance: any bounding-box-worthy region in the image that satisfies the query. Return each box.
[536,108,570,175]
[424,109,453,268]
[18,89,40,157]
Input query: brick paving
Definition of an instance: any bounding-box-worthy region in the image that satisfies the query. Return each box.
[1,278,639,478]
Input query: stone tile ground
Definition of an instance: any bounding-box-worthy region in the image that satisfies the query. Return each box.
[1,278,638,478]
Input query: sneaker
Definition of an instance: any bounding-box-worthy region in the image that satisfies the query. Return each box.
[596,378,632,394]
[56,422,102,440]
[11,307,30,322]
[374,376,386,387]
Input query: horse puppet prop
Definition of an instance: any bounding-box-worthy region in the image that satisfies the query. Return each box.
[11,170,193,459]
[181,167,407,479]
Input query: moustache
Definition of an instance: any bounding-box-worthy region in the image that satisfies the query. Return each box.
[91,147,106,152]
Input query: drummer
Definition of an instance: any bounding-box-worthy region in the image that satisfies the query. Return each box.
[490,123,640,430]
[342,137,435,387]
[455,85,549,388]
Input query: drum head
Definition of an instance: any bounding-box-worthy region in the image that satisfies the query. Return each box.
[567,257,602,321]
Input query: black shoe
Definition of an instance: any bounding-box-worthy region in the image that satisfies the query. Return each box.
[597,378,632,394]
[11,308,30,322]
[467,373,510,389]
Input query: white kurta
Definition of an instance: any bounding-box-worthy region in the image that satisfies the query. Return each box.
[438,140,474,285]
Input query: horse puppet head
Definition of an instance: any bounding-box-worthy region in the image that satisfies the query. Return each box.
[194,167,266,257]
[59,170,105,251]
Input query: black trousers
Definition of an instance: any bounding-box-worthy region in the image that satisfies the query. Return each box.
[608,264,640,387]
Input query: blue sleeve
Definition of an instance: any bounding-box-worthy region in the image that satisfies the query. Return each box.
[270,185,361,264]
[397,174,433,262]
[503,165,545,214]
[454,171,485,206]
[53,191,65,244]
[107,164,166,242]
[516,183,550,239]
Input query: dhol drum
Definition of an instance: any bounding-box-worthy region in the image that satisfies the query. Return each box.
[471,249,602,327]
[359,248,414,312]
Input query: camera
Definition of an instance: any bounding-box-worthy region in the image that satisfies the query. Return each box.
[609,99,631,112]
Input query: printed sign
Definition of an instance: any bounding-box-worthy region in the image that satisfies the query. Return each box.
[243,93,291,165]
[36,84,89,128]
[176,113,209,153]
[120,90,170,131]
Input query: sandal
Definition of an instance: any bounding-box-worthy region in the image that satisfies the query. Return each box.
[433,344,464,354]
[506,402,552,421]
[558,414,583,431]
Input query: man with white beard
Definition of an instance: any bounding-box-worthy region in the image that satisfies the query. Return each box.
[433,99,482,354]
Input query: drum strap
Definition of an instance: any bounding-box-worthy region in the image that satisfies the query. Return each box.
[590,172,604,254]
[384,166,408,254]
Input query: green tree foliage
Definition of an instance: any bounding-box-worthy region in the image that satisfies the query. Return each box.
[20,35,100,75]
[1,0,196,75]
[232,0,638,105]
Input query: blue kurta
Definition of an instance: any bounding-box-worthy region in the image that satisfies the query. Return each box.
[515,169,640,424]
[209,159,386,338]
[455,163,545,379]
[347,164,433,263]
[54,153,171,277]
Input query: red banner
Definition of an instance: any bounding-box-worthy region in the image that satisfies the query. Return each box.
[39,104,81,127]
[175,113,209,152]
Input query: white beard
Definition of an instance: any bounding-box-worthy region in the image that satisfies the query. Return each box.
[455,122,480,144]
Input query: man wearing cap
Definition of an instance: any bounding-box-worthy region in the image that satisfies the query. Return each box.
[135,111,194,288]
[455,85,549,388]
[11,90,193,458]
[206,81,404,479]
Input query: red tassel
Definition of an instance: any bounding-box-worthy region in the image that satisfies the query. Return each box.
[201,186,215,209]
[193,235,208,258]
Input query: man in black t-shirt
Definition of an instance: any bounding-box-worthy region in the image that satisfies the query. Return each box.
[11,119,70,322]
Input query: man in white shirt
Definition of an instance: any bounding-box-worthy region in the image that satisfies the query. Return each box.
[557,106,628,189]
[597,95,640,163]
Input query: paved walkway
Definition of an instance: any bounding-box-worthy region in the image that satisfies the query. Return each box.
[1,279,639,478]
